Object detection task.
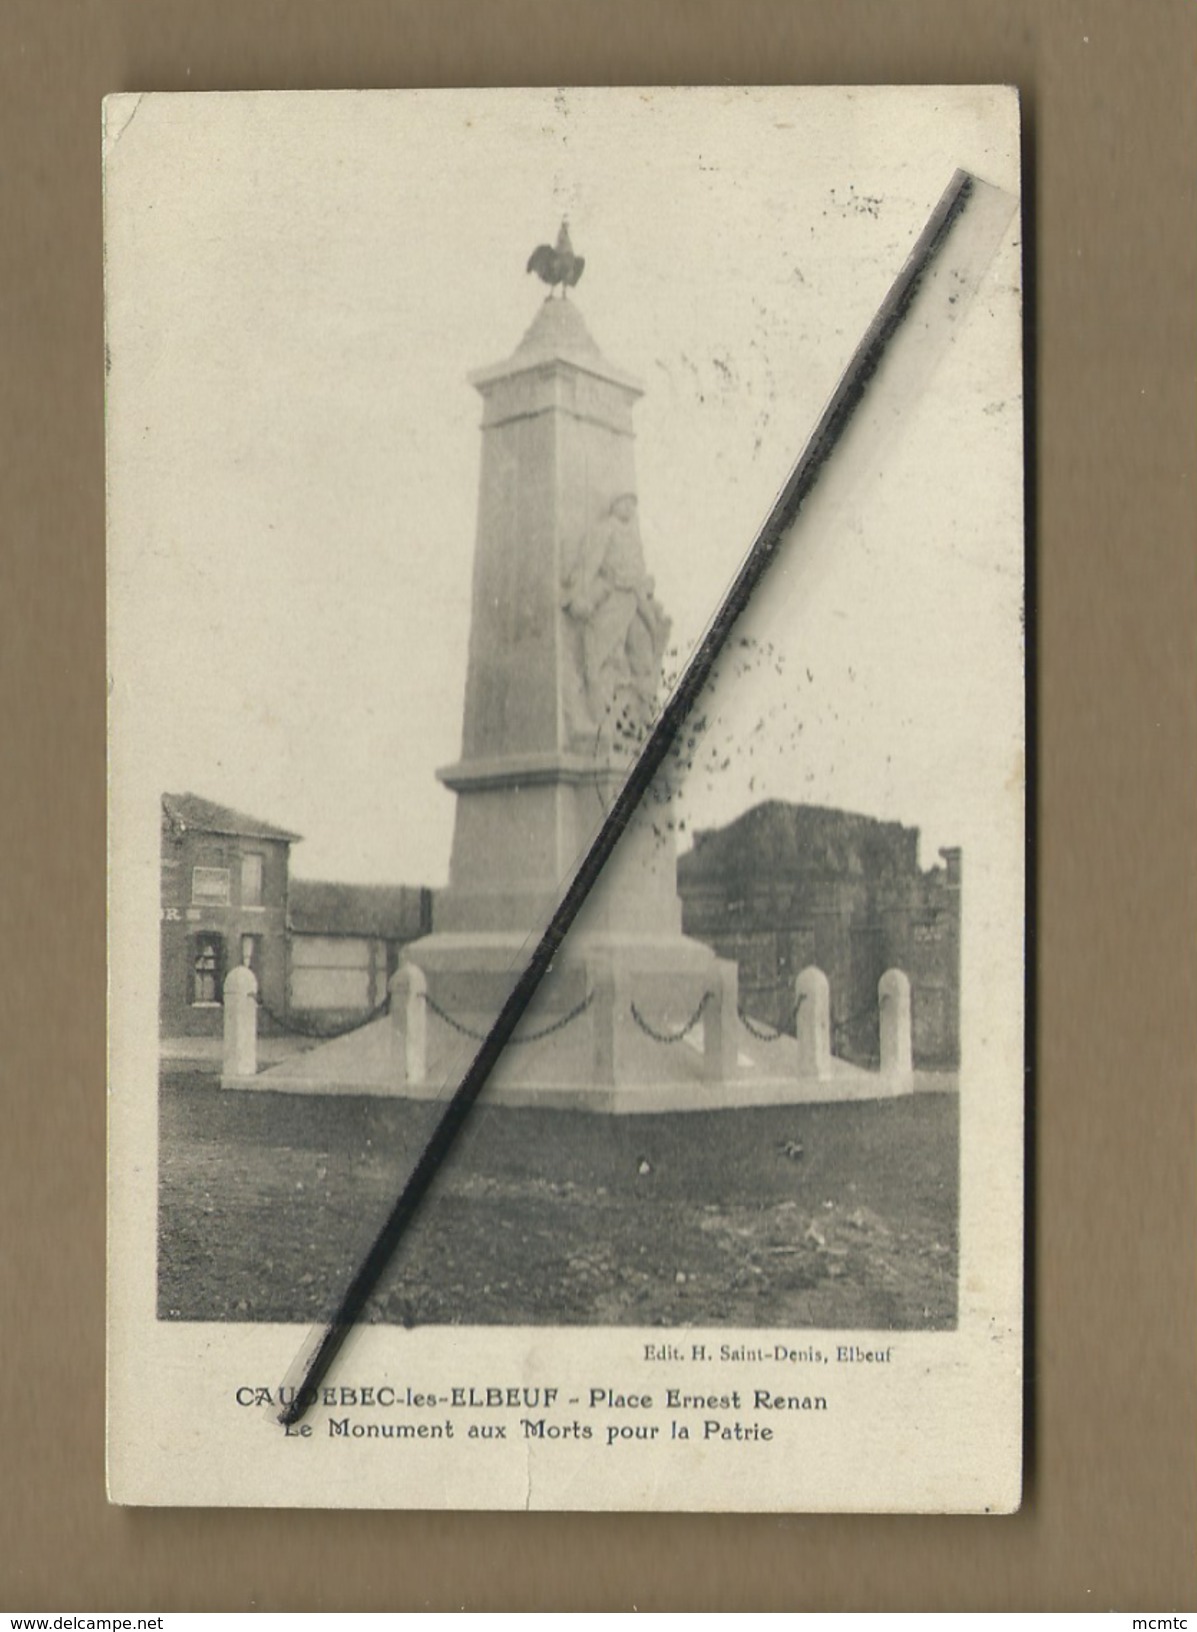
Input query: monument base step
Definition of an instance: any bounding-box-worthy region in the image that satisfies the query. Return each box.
[228,1012,947,1109]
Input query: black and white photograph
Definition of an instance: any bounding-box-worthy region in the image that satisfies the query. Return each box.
[106,86,1024,1510]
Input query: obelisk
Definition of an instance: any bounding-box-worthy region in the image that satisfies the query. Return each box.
[404,255,738,1100]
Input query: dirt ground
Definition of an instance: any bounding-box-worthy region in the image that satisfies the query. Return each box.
[158,1072,958,1330]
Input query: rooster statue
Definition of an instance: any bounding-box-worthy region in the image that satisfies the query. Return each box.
[526,219,585,297]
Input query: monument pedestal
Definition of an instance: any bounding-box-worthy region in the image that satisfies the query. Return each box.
[432,754,681,937]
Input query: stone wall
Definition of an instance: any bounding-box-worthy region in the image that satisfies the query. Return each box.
[677,803,960,1069]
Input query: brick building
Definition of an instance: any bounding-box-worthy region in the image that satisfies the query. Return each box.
[676,801,961,1069]
[160,793,299,1037]
[159,792,432,1039]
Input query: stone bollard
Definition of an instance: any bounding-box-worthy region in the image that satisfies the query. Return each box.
[702,958,740,1083]
[587,950,625,1088]
[879,968,913,1085]
[389,962,428,1088]
[794,966,832,1080]
[222,964,258,1082]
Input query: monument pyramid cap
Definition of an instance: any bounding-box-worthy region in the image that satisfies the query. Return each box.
[469,295,643,395]
[516,295,602,361]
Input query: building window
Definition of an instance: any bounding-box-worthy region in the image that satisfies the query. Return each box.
[240,933,261,978]
[192,865,231,906]
[193,933,225,1004]
[241,853,264,908]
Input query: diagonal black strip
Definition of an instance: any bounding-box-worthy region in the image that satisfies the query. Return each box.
[278,167,976,1429]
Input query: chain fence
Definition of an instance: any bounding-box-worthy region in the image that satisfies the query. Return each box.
[737,1002,799,1043]
[255,984,880,1055]
[735,995,879,1048]
[629,989,711,1044]
[423,988,595,1045]
[254,993,391,1041]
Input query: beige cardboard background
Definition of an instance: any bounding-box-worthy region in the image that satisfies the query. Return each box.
[1,0,1194,1609]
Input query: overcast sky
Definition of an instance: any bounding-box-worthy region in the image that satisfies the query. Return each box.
[106,87,1022,888]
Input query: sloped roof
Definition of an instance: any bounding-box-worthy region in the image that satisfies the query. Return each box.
[288,879,428,940]
[162,792,302,845]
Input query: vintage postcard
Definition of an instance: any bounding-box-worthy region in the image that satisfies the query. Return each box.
[106,86,1024,1510]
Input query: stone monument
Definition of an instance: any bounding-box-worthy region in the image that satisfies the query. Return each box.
[402,269,742,1107]
[248,240,908,1109]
